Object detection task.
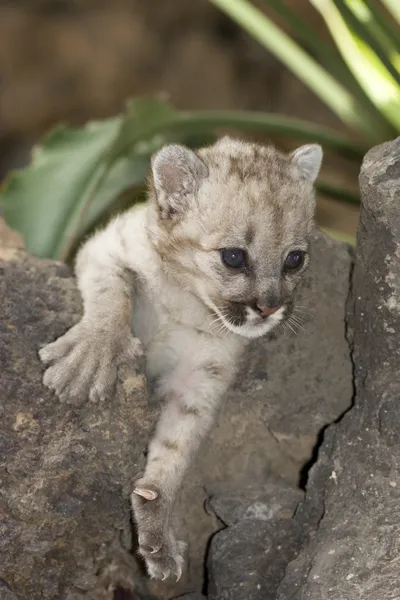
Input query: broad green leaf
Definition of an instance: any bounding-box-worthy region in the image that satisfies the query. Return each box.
[0,99,181,261]
[1,117,122,260]
[0,96,366,261]
[58,152,151,261]
[108,97,179,163]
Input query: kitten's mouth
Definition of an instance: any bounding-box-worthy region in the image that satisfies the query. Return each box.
[240,303,287,338]
[207,298,290,339]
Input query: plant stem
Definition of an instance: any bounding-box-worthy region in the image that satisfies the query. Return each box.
[334,0,400,86]
[267,0,397,134]
[175,110,367,158]
[365,0,400,53]
[381,0,400,24]
[316,181,360,204]
[209,0,387,141]
[311,0,400,132]
[264,0,350,82]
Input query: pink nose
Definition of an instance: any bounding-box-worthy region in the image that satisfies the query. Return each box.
[257,304,281,317]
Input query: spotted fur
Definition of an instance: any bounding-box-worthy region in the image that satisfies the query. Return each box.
[39,136,322,581]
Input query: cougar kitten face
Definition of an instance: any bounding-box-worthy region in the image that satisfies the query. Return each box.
[149,137,322,339]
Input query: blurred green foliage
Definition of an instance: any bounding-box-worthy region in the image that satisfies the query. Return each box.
[1,0,399,260]
[211,0,400,140]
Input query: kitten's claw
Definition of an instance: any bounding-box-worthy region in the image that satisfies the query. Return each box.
[131,483,186,581]
[133,486,159,501]
[175,563,183,582]
[142,541,186,582]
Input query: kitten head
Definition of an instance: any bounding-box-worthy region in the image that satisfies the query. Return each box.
[148,136,322,339]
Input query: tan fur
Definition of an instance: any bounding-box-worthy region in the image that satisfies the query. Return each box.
[39,136,322,581]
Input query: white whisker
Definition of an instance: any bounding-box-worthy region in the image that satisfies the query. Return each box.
[208,310,231,336]
[290,315,305,331]
[285,318,297,335]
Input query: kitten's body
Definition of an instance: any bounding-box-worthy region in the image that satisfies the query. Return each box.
[129,207,243,384]
[39,137,322,581]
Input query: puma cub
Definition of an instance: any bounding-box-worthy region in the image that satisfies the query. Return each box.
[39,136,322,581]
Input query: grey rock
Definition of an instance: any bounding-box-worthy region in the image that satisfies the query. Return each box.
[277,138,400,599]
[113,224,352,600]
[206,482,304,600]
[172,594,206,600]
[205,481,304,527]
[0,253,154,600]
[0,580,19,600]
[177,231,353,597]
[0,225,353,599]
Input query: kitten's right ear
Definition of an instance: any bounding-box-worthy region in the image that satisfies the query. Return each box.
[151,144,208,219]
[291,144,323,183]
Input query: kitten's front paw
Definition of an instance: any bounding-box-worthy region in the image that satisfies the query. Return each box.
[131,483,186,581]
[39,319,142,402]
[139,529,186,582]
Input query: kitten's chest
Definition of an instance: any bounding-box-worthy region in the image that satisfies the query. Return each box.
[131,279,243,392]
[131,281,212,385]
[132,278,211,348]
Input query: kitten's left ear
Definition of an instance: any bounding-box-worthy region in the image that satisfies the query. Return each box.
[151,144,208,219]
[291,144,323,183]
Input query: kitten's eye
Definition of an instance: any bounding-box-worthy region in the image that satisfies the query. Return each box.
[220,248,247,269]
[284,250,305,272]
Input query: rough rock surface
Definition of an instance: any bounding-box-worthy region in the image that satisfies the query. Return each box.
[206,482,304,600]
[276,138,400,599]
[0,227,353,599]
[0,252,155,600]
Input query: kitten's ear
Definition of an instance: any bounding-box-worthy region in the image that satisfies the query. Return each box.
[291,144,323,183]
[151,144,208,219]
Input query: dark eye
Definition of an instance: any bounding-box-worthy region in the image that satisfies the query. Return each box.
[220,248,247,269]
[284,250,305,272]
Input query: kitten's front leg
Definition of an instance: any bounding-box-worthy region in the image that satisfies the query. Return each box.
[131,366,229,581]
[39,214,143,402]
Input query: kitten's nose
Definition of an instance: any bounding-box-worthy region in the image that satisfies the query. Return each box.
[256,303,282,317]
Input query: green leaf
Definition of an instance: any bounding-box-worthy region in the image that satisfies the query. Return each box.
[316,181,360,204]
[1,117,123,260]
[209,0,393,141]
[362,0,400,54]
[0,99,182,261]
[320,226,356,245]
[175,110,367,158]
[0,96,365,261]
[60,153,151,260]
[263,0,392,127]
[108,97,179,163]
[333,0,400,86]
[263,0,352,82]
[381,0,400,25]
[311,0,400,132]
